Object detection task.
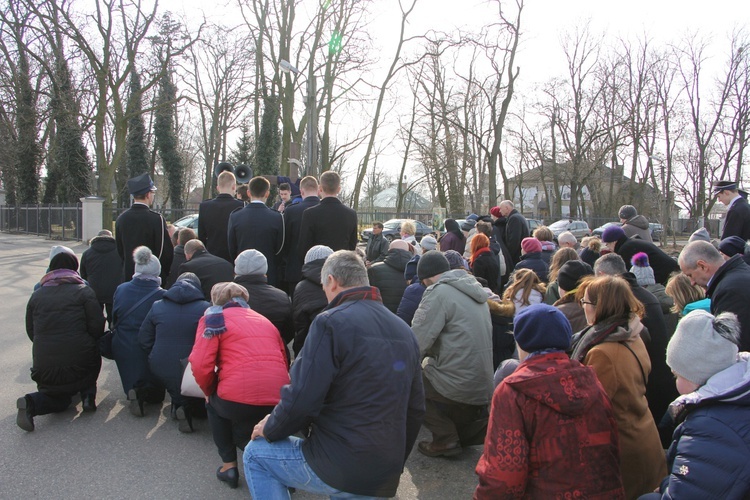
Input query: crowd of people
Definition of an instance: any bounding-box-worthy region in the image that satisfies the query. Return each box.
[16,171,750,499]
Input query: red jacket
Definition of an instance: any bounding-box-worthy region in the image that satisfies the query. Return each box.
[475,352,624,499]
[189,306,289,405]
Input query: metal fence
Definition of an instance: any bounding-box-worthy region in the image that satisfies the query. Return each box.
[0,204,83,241]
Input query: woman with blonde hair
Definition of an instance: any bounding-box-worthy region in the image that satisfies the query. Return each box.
[503,268,545,315]
[544,247,580,304]
[399,219,421,254]
[572,275,666,499]
[665,272,710,316]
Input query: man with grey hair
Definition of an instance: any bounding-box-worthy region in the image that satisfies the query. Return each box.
[557,230,578,249]
[498,200,529,266]
[411,251,494,458]
[679,240,750,350]
[179,240,234,301]
[244,250,424,498]
[594,252,676,444]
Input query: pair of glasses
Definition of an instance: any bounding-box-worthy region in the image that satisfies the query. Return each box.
[579,298,596,306]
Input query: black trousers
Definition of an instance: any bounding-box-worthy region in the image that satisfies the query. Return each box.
[28,385,96,416]
[422,375,488,447]
[207,394,274,463]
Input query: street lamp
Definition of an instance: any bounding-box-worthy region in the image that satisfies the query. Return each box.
[280,59,318,178]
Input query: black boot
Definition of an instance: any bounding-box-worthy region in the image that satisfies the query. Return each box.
[128,389,144,417]
[176,405,193,433]
[216,466,239,489]
[81,394,97,413]
[16,396,34,432]
[170,403,178,420]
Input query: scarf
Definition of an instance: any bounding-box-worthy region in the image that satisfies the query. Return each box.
[202,298,249,338]
[326,286,382,310]
[470,246,492,266]
[571,315,643,362]
[40,268,85,287]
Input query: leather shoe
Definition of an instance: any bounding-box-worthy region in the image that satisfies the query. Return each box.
[16,396,34,432]
[128,389,144,417]
[81,394,97,413]
[417,440,461,458]
[216,466,239,489]
[176,406,193,433]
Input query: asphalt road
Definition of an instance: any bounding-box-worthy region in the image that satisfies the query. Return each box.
[0,232,481,499]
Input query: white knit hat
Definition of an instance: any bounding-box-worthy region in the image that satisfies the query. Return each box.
[667,310,740,385]
[49,245,75,261]
[234,249,268,276]
[133,246,161,277]
[304,245,333,264]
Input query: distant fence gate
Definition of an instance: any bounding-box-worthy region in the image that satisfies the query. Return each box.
[0,204,83,241]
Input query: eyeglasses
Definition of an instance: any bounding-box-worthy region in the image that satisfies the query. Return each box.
[579,298,596,306]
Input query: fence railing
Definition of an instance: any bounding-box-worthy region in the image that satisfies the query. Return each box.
[0,204,83,241]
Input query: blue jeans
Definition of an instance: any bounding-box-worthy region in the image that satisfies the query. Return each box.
[243,436,385,500]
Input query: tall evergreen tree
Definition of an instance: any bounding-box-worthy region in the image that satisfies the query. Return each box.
[125,70,149,177]
[255,96,281,205]
[154,69,184,209]
[229,119,255,167]
[15,33,40,204]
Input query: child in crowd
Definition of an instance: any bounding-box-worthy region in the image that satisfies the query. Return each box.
[664,273,710,316]
[502,268,545,315]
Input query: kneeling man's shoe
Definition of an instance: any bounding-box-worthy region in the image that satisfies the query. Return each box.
[418,440,461,458]
[16,396,34,432]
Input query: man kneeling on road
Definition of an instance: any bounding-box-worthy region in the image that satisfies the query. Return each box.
[244,250,425,499]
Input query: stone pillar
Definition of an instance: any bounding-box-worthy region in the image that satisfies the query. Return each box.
[80,197,104,244]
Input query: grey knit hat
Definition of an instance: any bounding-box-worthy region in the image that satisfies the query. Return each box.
[688,227,711,243]
[234,249,268,276]
[133,246,161,277]
[667,310,740,386]
[420,235,438,252]
[618,205,637,220]
[629,252,655,286]
[304,245,334,264]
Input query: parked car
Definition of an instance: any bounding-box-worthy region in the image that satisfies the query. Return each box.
[549,219,591,241]
[527,219,542,233]
[592,222,621,238]
[173,214,199,237]
[360,219,434,243]
[649,223,664,241]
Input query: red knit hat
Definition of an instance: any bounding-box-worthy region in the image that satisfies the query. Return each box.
[490,206,502,218]
[521,237,542,254]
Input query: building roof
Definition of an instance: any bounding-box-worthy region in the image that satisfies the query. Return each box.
[372,186,432,210]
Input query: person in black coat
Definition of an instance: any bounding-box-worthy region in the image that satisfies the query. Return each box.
[179,240,234,301]
[280,176,320,291]
[365,221,390,266]
[166,228,197,288]
[298,171,358,261]
[227,176,284,287]
[199,171,244,263]
[602,225,679,286]
[112,247,167,416]
[713,180,750,241]
[138,273,210,431]
[115,173,173,282]
[233,249,295,346]
[513,237,549,284]
[470,234,501,294]
[679,241,750,351]
[498,200,529,267]
[80,229,122,327]
[593,252,678,447]
[367,240,413,314]
[292,245,333,356]
[17,252,106,432]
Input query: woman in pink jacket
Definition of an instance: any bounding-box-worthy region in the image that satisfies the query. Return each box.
[189,282,289,489]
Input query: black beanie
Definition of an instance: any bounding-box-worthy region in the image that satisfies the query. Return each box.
[557,260,593,293]
[49,252,79,271]
[417,251,451,280]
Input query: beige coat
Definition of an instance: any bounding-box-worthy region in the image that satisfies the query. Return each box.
[584,323,666,499]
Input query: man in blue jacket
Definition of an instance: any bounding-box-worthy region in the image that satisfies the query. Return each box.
[244,250,425,498]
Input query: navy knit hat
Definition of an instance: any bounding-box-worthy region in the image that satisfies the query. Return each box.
[601,225,626,243]
[514,303,572,353]
[719,236,748,257]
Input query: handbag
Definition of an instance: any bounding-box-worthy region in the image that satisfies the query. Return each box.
[180,358,205,398]
[100,288,162,360]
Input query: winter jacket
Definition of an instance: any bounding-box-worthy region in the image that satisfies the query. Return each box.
[652,353,750,499]
[487,299,515,370]
[263,287,425,498]
[412,269,494,405]
[504,210,530,266]
[622,214,653,242]
[707,255,750,351]
[189,305,289,405]
[26,273,105,393]
[234,274,294,344]
[291,258,329,356]
[492,218,515,283]
[396,282,426,326]
[367,248,412,313]
[475,352,624,500]
[178,249,235,301]
[539,240,556,265]
[511,289,544,315]
[165,245,187,289]
[404,253,420,284]
[571,317,667,499]
[554,291,588,333]
[682,298,711,315]
[438,230,464,254]
[138,279,210,399]
[579,247,600,268]
[645,283,674,315]
[79,235,122,303]
[544,281,560,305]
[471,249,500,294]
[513,252,549,283]
[365,233,389,264]
[112,278,166,395]
[612,237,679,286]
